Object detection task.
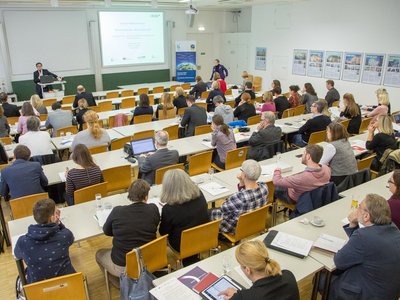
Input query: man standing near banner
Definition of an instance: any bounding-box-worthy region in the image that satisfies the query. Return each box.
[210,59,228,81]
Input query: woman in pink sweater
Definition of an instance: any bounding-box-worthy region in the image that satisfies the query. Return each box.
[257,91,276,113]
[364,88,390,122]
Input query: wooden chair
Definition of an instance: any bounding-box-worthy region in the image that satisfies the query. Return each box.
[56,125,78,137]
[133,114,152,124]
[247,115,261,125]
[61,106,72,111]
[174,220,221,268]
[292,104,305,116]
[148,95,155,105]
[152,86,164,94]
[108,114,129,128]
[163,124,179,140]
[0,163,9,171]
[7,116,19,125]
[196,102,207,110]
[120,97,136,109]
[308,130,326,145]
[358,117,373,134]
[281,108,294,119]
[212,146,248,171]
[137,87,149,95]
[177,107,187,116]
[24,272,89,300]
[357,154,377,171]
[74,182,108,205]
[98,101,112,112]
[226,101,235,108]
[0,136,13,145]
[103,165,131,193]
[200,91,209,99]
[132,130,155,141]
[155,163,184,185]
[38,114,48,122]
[255,96,263,103]
[188,151,213,176]
[331,100,340,107]
[283,92,290,98]
[88,145,108,155]
[120,90,134,97]
[42,98,57,107]
[253,76,262,92]
[194,124,212,135]
[221,205,269,246]
[158,108,176,120]
[340,118,350,130]
[181,83,191,90]
[225,89,232,96]
[88,105,100,113]
[170,85,180,92]
[62,95,75,104]
[10,193,49,220]
[110,136,131,150]
[106,91,119,99]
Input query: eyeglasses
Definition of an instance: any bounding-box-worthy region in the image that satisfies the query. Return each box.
[388,179,395,185]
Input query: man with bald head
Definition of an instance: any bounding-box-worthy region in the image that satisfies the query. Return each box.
[73,85,96,108]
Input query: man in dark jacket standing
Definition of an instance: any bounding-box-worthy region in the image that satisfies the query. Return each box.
[210,59,228,81]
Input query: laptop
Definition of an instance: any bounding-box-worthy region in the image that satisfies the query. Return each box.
[131,137,156,156]
[40,75,55,84]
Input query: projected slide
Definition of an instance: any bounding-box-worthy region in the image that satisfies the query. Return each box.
[99,11,165,66]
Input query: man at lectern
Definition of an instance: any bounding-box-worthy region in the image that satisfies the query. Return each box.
[33,62,59,98]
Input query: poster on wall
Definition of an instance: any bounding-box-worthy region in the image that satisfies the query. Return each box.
[342,52,363,82]
[324,51,343,80]
[307,50,324,77]
[175,41,196,82]
[292,49,307,75]
[361,53,385,85]
[255,47,267,70]
[383,54,400,87]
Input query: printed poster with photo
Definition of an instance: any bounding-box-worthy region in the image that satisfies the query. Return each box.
[324,51,343,80]
[292,49,307,76]
[383,54,400,87]
[255,47,267,70]
[361,53,385,85]
[342,52,363,82]
[175,41,196,82]
[307,50,324,77]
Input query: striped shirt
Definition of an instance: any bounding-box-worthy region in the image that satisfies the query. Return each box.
[66,166,104,199]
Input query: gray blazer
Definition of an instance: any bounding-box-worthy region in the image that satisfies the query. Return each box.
[137,148,179,185]
[45,109,74,137]
[180,104,207,137]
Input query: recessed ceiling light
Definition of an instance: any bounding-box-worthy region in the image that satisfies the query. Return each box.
[198,26,205,31]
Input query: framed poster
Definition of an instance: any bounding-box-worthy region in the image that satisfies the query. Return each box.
[324,51,343,80]
[342,52,363,82]
[307,50,324,77]
[383,54,400,87]
[175,41,196,82]
[292,49,307,75]
[361,53,385,85]
[255,47,267,70]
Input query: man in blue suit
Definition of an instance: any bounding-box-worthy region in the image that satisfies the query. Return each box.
[0,145,48,199]
[33,62,58,98]
[330,193,400,300]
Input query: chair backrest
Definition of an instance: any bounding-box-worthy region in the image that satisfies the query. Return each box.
[331,100,340,107]
[170,85,180,92]
[225,89,232,96]
[61,106,72,111]
[163,124,179,140]
[126,235,169,279]
[293,104,305,116]
[137,87,149,95]
[39,114,48,122]
[148,95,155,105]
[7,116,19,125]
[74,182,108,205]
[200,91,209,99]
[247,115,261,125]
[357,154,377,171]
[133,114,152,124]
[233,205,269,241]
[0,163,9,171]
[181,83,191,90]
[194,124,212,136]
[110,136,131,150]
[225,147,248,170]
[254,96,263,103]
[281,108,294,118]
[62,95,75,104]
[308,130,326,144]
[253,76,262,92]
[196,102,207,110]
[0,136,13,145]
[226,101,235,108]
[108,114,129,128]
[155,163,184,185]
[42,98,57,107]
[121,90,134,97]
[56,125,78,137]
[177,107,187,116]
[340,118,350,130]
[188,151,213,176]
[132,129,155,141]
[152,86,164,94]
[24,272,87,300]
[358,117,373,134]
[120,97,136,109]
[158,108,176,120]
[103,165,132,192]
[179,220,221,259]
[88,105,100,113]
[266,181,275,204]
[106,91,119,99]
[10,192,49,219]
[88,144,108,155]
[98,101,112,112]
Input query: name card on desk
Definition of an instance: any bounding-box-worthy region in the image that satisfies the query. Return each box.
[198,182,229,196]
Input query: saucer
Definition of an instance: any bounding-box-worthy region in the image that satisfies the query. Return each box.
[310,220,325,227]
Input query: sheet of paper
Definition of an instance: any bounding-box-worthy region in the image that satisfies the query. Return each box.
[393,123,400,132]
[313,234,347,253]
[58,172,66,182]
[94,208,113,227]
[234,265,252,287]
[12,233,26,257]
[198,181,230,196]
[150,277,201,300]
[60,137,74,145]
[261,162,292,176]
[270,231,313,257]
[147,197,164,215]
[351,140,366,150]
[234,133,251,143]
[201,141,214,149]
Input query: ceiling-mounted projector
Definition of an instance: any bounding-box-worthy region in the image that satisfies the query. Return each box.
[185,5,198,14]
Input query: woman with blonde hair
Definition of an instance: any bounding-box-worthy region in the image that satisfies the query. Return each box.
[71,110,110,151]
[156,92,175,119]
[340,93,361,134]
[30,94,48,115]
[258,91,276,113]
[364,88,390,121]
[173,87,187,110]
[213,72,227,94]
[219,240,299,300]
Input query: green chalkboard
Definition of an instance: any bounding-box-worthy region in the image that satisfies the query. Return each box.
[102,69,170,90]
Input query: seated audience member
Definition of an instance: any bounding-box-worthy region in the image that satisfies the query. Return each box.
[159,169,209,265]
[17,102,37,135]
[73,85,96,108]
[211,160,268,234]
[213,72,227,94]
[219,240,299,300]
[258,91,276,113]
[71,110,110,151]
[269,79,281,93]
[65,144,103,206]
[235,81,255,107]
[329,194,400,300]
[366,115,397,172]
[319,122,358,186]
[156,92,175,119]
[180,95,207,137]
[75,98,89,131]
[324,80,340,107]
[138,130,179,185]
[234,92,256,122]
[0,92,20,117]
[273,87,290,119]
[320,99,331,118]
[30,94,48,115]
[241,71,252,89]
[301,82,318,113]
[292,100,331,147]
[130,94,153,124]
[273,144,330,203]
[288,85,301,108]
[387,170,400,229]
[364,88,390,122]
[247,112,282,161]
[0,143,8,164]
[206,81,226,112]
[14,198,75,283]
[0,145,48,199]
[211,114,236,169]
[45,101,75,137]
[173,87,187,110]
[340,93,361,134]
[189,75,208,99]
[0,105,10,137]
[96,179,160,278]
[20,116,53,157]
[213,95,234,124]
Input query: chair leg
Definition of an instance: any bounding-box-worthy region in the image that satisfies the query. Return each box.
[84,276,91,300]
[272,202,277,226]
[104,269,111,300]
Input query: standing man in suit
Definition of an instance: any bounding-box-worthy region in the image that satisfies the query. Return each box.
[210,59,228,81]
[180,95,208,137]
[0,92,20,117]
[137,130,179,185]
[73,85,96,108]
[33,62,59,98]
[329,193,400,300]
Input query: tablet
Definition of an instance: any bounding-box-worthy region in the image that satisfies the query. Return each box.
[201,275,242,300]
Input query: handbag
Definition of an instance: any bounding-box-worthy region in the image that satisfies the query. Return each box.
[120,247,156,300]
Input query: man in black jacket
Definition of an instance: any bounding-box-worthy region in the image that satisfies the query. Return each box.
[73,85,96,108]
[273,86,290,119]
[180,95,207,137]
[33,62,58,98]
[189,75,207,99]
[0,92,20,117]
[235,81,256,107]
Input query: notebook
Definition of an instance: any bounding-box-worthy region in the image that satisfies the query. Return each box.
[264,230,313,258]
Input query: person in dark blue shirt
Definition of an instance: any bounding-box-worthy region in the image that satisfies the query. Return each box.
[130,94,154,124]
[210,59,228,81]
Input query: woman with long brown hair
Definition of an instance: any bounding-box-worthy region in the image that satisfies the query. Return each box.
[340,93,361,134]
[211,114,236,169]
[17,102,37,135]
[301,82,318,113]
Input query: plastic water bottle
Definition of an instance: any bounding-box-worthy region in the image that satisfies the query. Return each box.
[95,193,102,211]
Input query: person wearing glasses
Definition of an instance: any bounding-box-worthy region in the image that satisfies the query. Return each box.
[387,170,400,229]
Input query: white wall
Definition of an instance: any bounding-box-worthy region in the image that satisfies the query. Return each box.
[250,0,400,110]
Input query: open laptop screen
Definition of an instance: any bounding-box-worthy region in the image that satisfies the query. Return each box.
[130,138,156,156]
